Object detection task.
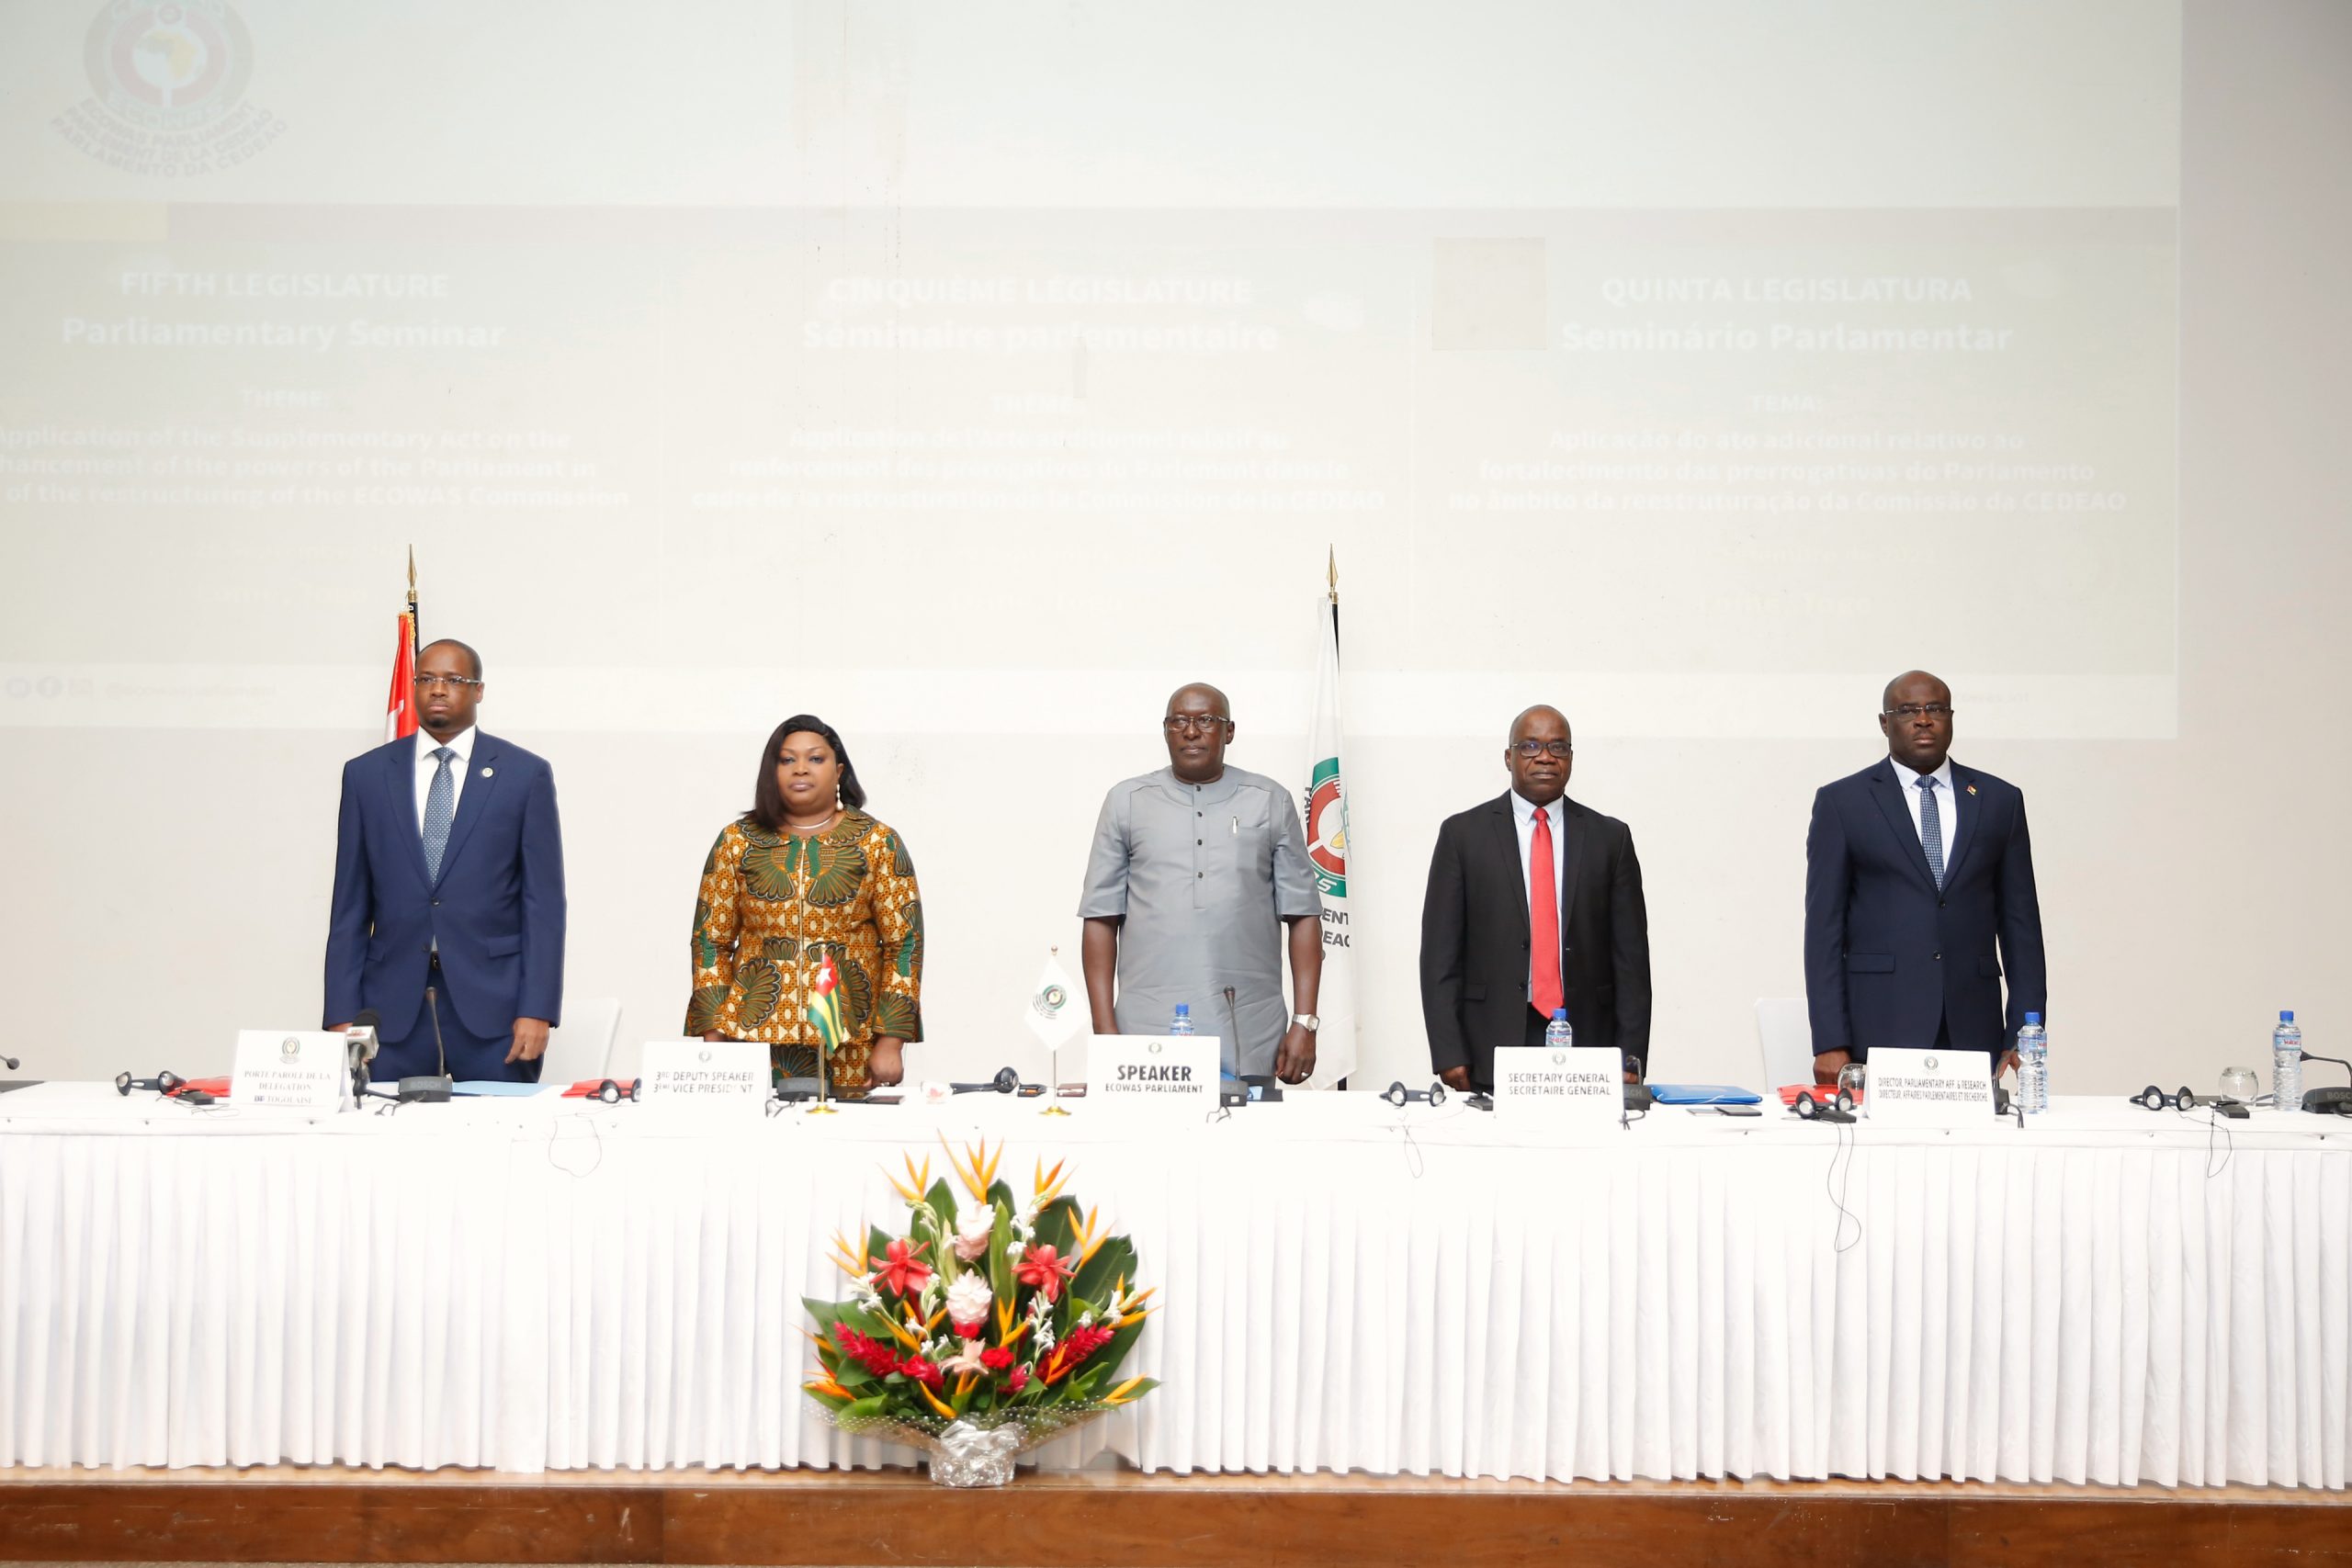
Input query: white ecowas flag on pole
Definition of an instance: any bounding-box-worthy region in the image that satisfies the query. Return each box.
[1299,558,1358,1089]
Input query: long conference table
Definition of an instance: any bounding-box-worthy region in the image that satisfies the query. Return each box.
[1,1080,2347,1491]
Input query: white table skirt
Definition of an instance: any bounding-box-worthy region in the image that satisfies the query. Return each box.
[2,1085,2347,1487]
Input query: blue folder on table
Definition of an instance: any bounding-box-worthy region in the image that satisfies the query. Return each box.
[1645,1083,1764,1105]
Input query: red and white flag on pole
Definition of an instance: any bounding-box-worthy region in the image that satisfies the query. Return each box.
[385,610,417,742]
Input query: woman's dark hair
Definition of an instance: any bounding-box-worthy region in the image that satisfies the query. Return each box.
[744,714,866,829]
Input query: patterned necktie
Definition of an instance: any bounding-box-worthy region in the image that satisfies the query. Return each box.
[1916,775,1944,888]
[422,747,457,881]
[1529,807,1563,1018]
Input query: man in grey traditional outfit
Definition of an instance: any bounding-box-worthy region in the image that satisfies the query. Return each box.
[1078,682,1324,1083]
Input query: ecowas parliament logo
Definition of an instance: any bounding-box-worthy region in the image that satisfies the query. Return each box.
[1306,755,1348,897]
[53,0,285,176]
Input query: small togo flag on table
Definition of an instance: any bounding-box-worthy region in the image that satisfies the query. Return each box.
[808,950,847,1056]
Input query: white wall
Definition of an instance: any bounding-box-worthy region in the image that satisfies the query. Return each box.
[0,1,2343,1097]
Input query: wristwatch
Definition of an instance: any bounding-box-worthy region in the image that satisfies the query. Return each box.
[1293,1014,1320,1032]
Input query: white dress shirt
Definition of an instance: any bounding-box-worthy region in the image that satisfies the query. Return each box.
[1510,790,1568,996]
[413,726,475,836]
[1893,755,1962,873]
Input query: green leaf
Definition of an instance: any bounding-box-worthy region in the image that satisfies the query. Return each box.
[1071,1235,1135,1308]
[1035,1194,1083,1254]
[989,1200,1015,1309]
[831,1301,894,1339]
[1089,1315,1148,1383]
[841,1394,892,1422]
[923,1177,958,1233]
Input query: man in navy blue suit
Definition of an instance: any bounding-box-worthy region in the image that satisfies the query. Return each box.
[325,637,566,1081]
[1804,671,2045,1084]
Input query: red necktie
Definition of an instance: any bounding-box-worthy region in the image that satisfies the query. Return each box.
[1530,807,1563,1019]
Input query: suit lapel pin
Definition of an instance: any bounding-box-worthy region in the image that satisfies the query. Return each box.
[1964,783,1977,795]
[481,766,494,778]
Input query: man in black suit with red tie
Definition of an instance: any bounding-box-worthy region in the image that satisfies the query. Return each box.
[1803,670,2047,1084]
[1419,705,1653,1093]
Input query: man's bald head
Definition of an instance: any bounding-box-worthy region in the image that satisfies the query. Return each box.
[1509,705,1568,744]
[1880,670,1949,712]
[1167,682,1230,720]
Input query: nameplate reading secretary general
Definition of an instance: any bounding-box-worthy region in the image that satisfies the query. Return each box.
[324,638,567,1081]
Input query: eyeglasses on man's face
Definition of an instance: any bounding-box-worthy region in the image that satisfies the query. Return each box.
[1509,739,1572,759]
[415,673,483,692]
[1163,714,1232,734]
[1883,704,1951,721]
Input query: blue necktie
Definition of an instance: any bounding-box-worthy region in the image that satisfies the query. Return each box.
[1917,775,1945,888]
[422,747,457,881]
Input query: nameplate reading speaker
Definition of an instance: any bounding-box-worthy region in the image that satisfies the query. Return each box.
[230,1031,354,1114]
[1863,1047,1996,1127]
[1086,1034,1219,1112]
[1491,1045,1627,1125]
[636,1039,770,1116]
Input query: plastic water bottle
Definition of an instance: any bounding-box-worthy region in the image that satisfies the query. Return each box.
[1170,1003,1194,1037]
[2274,1010,2301,1110]
[2016,1012,2048,1116]
[1544,1008,1573,1049]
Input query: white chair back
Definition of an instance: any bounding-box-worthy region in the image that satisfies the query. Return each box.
[1754,997,1814,1090]
[541,997,622,1084]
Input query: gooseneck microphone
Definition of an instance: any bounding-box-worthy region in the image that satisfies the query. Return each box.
[1,1055,18,1071]
[392,987,454,1102]
[424,987,447,1077]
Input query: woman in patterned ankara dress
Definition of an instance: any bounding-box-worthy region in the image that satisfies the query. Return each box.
[685,715,922,1093]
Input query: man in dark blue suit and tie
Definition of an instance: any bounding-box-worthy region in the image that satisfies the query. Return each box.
[1804,671,2045,1085]
[324,638,566,1081]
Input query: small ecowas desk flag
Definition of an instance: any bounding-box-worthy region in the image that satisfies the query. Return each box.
[1301,570,1358,1089]
[1024,947,1084,1052]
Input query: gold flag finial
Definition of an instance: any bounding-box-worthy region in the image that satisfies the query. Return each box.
[1327,546,1339,604]
[406,545,417,607]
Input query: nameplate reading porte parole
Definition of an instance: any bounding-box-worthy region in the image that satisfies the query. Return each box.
[1086,1034,1219,1112]
[230,1030,354,1115]
[1862,1046,1996,1127]
[636,1039,770,1117]
[1490,1045,1627,1125]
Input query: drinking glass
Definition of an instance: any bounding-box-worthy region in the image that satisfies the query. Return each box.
[2219,1066,2260,1104]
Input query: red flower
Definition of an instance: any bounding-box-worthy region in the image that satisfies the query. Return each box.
[1006,1365,1030,1393]
[833,1327,901,1379]
[875,1237,933,1298]
[979,1346,1015,1371]
[900,1356,944,1389]
[1014,1243,1077,1303]
[1063,1324,1116,1364]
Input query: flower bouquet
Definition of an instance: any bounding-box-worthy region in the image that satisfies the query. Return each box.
[803,1137,1159,1487]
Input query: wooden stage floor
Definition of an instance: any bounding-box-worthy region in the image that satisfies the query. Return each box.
[3,1464,2350,1568]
